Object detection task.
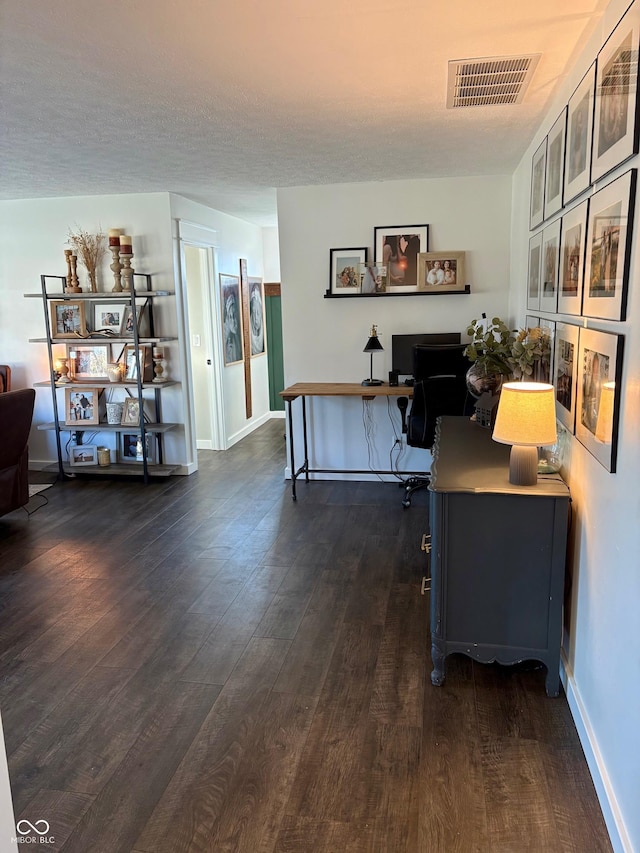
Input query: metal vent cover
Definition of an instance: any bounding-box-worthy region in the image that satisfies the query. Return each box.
[447,54,541,108]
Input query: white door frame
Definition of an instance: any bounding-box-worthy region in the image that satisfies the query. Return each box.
[176,219,227,461]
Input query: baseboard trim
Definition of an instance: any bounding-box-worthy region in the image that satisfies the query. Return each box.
[228,412,273,447]
[560,653,630,853]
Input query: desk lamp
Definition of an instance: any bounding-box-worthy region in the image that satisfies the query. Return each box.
[362,325,384,387]
[492,382,557,485]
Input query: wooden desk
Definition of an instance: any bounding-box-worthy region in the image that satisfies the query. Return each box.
[280,382,414,499]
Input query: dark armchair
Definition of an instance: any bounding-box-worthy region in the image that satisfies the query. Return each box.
[0,389,36,517]
[401,344,469,507]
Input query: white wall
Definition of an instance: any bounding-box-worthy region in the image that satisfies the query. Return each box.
[510,0,639,849]
[277,176,512,477]
[262,226,281,281]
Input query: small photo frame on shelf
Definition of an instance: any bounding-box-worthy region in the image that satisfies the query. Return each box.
[66,344,109,382]
[118,432,155,464]
[327,248,368,296]
[68,444,98,467]
[121,397,143,426]
[248,277,266,356]
[544,109,567,220]
[553,322,580,432]
[575,327,624,472]
[529,138,547,230]
[527,231,543,311]
[219,273,243,365]
[564,63,596,204]
[50,301,87,339]
[582,169,636,321]
[540,220,561,313]
[120,304,146,337]
[558,198,589,315]
[592,0,640,183]
[374,225,429,290]
[123,344,153,382]
[359,263,388,294]
[417,252,467,293]
[93,303,127,334]
[64,387,100,426]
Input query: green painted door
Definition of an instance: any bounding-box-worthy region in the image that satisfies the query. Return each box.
[265,292,284,411]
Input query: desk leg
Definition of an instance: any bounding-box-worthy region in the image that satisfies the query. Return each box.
[301,396,309,483]
[286,398,297,501]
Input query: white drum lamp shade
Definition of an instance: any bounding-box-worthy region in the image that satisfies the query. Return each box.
[492,382,557,485]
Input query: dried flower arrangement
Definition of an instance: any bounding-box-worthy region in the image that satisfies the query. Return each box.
[67,228,106,292]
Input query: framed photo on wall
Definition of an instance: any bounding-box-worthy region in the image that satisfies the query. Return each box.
[575,327,624,472]
[558,198,589,315]
[540,219,561,313]
[417,251,468,293]
[544,109,567,221]
[564,64,596,204]
[327,248,368,296]
[219,273,244,365]
[553,322,580,432]
[530,138,547,230]
[592,0,640,183]
[374,225,428,290]
[582,169,636,320]
[248,276,266,356]
[527,231,543,311]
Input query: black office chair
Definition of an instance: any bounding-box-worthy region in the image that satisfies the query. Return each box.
[401,344,469,507]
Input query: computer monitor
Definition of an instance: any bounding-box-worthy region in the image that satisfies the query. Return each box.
[391,332,461,379]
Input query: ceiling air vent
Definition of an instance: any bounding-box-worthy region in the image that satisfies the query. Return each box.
[446,54,541,108]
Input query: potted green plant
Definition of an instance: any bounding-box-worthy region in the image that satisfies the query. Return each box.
[463,316,515,397]
[508,325,552,380]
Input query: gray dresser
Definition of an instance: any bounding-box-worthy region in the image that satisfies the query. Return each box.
[428,416,571,696]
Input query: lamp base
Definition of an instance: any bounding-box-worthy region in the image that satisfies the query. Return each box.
[509,445,538,486]
[361,378,383,386]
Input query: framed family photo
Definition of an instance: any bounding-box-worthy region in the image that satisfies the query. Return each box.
[544,109,567,221]
[248,277,266,356]
[64,387,100,426]
[592,0,640,183]
[67,344,109,382]
[527,231,543,311]
[575,327,624,472]
[68,444,98,467]
[327,248,368,296]
[558,198,589,315]
[564,64,596,203]
[219,273,243,365]
[582,169,636,320]
[530,139,547,229]
[359,263,388,294]
[540,220,561,313]
[553,322,580,432]
[374,225,428,290]
[417,251,467,293]
[50,301,87,339]
[93,303,127,334]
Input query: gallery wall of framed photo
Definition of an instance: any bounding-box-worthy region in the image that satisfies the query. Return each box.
[525,0,639,473]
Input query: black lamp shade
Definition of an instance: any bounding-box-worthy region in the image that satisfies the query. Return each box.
[363,336,384,353]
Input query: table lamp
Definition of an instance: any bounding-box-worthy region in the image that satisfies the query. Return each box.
[362,324,384,387]
[492,382,557,485]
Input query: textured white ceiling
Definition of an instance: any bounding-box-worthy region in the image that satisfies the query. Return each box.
[1,0,607,226]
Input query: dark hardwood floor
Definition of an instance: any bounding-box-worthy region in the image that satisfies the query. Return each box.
[0,419,612,852]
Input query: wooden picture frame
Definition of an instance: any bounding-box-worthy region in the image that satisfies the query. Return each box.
[592,0,640,183]
[417,252,468,293]
[248,277,266,357]
[120,304,146,337]
[93,302,127,334]
[50,300,87,339]
[327,248,368,296]
[540,220,562,313]
[64,387,100,426]
[575,327,624,472]
[68,444,98,466]
[564,63,596,204]
[527,231,543,311]
[544,109,567,221]
[123,344,153,382]
[529,138,547,230]
[121,396,143,426]
[558,198,589,316]
[219,273,243,365]
[66,343,109,382]
[553,322,580,432]
[374,225,429,290]
[582,169,636,321]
